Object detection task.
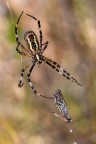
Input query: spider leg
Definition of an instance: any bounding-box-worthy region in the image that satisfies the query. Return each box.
[18,64,31,87]
[15,11,24,45]
[26,14,43,49]
[16,44,31,57]
[42,56,82,86]
[27,61,54,99]
[41,41,49,53]
[15,11,31,57]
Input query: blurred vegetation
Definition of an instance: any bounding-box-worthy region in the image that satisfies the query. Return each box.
[0,0,96,144]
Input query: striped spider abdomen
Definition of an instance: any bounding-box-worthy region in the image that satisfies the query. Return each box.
[24,31,39,53]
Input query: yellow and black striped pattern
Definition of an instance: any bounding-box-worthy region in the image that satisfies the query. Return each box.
[24,31,39,53]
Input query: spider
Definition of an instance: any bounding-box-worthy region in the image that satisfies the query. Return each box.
[52,89,72,123]
[15,11,82,99]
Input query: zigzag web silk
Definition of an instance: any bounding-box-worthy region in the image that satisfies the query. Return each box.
[6,1,95,144]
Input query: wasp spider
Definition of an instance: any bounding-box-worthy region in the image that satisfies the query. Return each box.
[15,11,82,99]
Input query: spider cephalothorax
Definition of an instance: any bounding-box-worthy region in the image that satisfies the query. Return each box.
[15,11,82,99]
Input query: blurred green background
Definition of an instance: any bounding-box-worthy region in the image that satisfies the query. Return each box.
[0,0,96,144]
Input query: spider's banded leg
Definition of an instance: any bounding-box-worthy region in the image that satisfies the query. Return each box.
[27,61,54,99]
[41,41,49,53]
[16,44,26,56]
[16,44,31,57]
[15,11,31,56]
[18,68,25,87]
[42,56,82,86]
[18,64,30,87]
[15,11,24,45]
[26,14,43,49]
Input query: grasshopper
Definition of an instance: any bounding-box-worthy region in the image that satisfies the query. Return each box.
[53,89,72,123]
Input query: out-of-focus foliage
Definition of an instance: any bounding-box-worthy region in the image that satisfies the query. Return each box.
[6,12,17,43]
[0,0,96,144]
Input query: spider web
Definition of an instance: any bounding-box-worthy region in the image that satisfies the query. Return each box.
[44,64,78,144]
[4,3,81,143]
[45,62,96,143]
[5,1,96,144]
